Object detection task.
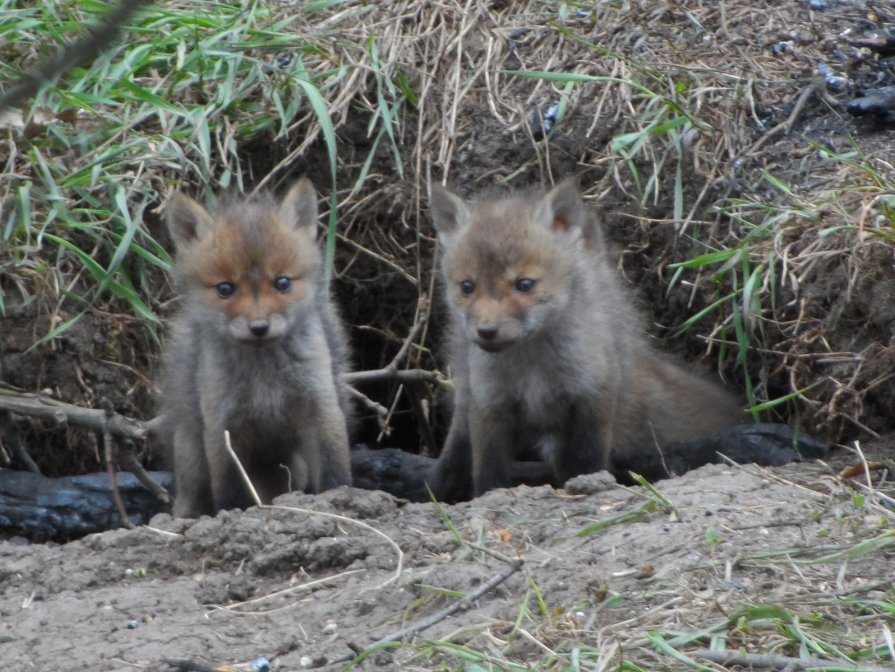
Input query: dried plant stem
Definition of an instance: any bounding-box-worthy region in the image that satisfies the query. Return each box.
[695,649,891,672]
[223,430,262,507]
[334,556,525,665]
[214,568,365,615]
[740,75,828,157]
[263,503,404,591]
[102,421,134,530]
[344,319,441,387]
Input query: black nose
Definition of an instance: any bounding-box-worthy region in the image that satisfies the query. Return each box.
[249,321,269,337]
[477,325,498,340]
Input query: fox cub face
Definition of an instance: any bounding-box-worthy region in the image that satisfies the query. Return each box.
[166,179,322,344]
[430,181,596,352]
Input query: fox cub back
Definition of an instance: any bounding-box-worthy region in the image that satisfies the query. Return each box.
[159,178,352,517]
[428,181,743,500]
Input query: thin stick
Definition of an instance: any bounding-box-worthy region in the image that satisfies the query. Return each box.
[346,386,389,430]
[332,557,524,665]
[263,503,404,591]
[344,319,441,386]
[695,648,891,672]
[0,411,41,474]
[118,441,171,504]
[223,430,262,507]
[102,424,134,530]
[344,367,441,386]
[213,569,365,615]
[739,76,826,157]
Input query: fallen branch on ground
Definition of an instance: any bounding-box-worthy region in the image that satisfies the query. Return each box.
[695,648,892,672]
[333,556,525,666]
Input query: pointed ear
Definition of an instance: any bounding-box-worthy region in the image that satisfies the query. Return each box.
[539,180,590,234]
[430,183,471,244]
[166,192,216,251]
[279,178,319,238]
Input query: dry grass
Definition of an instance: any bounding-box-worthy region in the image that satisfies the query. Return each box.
[365,453,895,671]
[2,2,894,453]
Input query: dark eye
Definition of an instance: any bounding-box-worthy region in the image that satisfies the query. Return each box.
[459,280,475,296]
[216,281,236,298]
[273,276,292,292]
[515,278,536,292]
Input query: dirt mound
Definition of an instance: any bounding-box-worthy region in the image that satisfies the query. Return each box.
[3,441,893,670]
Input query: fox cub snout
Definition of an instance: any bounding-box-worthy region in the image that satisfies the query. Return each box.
[159,179,352,518]
[429,181,744,501]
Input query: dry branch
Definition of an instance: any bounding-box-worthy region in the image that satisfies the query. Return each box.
[344,319,443,387]
[0,386,150,443]
[695,648,892,672]
[333,556,525,666]
[103,426,134,529]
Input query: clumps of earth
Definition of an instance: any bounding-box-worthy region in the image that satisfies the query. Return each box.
[2,440,893,670]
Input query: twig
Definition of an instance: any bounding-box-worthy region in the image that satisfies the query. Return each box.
[224,430,262,507]
[739,75,827,158]
[695,648,891,671]
[0,386,150,442]
[263,503,404,591]
[331,557,524,666]
[346,386,389,432]
[344,319,442,387]
[0,411,41,474]
[405,383,438,457]
[118,441,171,504]
[212,569,365,615]
[344,367,442,386]
[102,419,134,530]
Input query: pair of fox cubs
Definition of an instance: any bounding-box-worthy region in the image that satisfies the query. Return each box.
[160,178,743,517]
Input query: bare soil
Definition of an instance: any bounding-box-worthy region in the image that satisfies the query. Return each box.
[3,438,893,671]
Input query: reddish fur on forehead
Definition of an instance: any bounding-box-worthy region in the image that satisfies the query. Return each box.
[183,203,319,284]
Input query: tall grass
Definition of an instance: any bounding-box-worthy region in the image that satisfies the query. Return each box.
[0,0,400,331]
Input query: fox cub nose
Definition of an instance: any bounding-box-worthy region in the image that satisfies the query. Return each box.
[249,320,270,337]
[477,325,498,340]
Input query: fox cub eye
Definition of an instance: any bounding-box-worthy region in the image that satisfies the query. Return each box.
[273,276,292,292]
[459,280,475,296]
[515,278,537,293]
[216,281,236,298]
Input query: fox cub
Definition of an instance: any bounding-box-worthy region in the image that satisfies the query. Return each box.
[428,181,744,501]
[159,178,352,518]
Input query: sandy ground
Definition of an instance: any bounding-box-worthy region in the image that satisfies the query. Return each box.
[2,437,893,671]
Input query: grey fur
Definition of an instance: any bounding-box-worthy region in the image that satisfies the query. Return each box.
[158,179,352,517]
[428,181,743,500]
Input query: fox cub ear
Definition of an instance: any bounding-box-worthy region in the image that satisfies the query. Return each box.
[537,180,595,242]
[279,178,319,238]
[429,183,471,244]
[166,193,216,250]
